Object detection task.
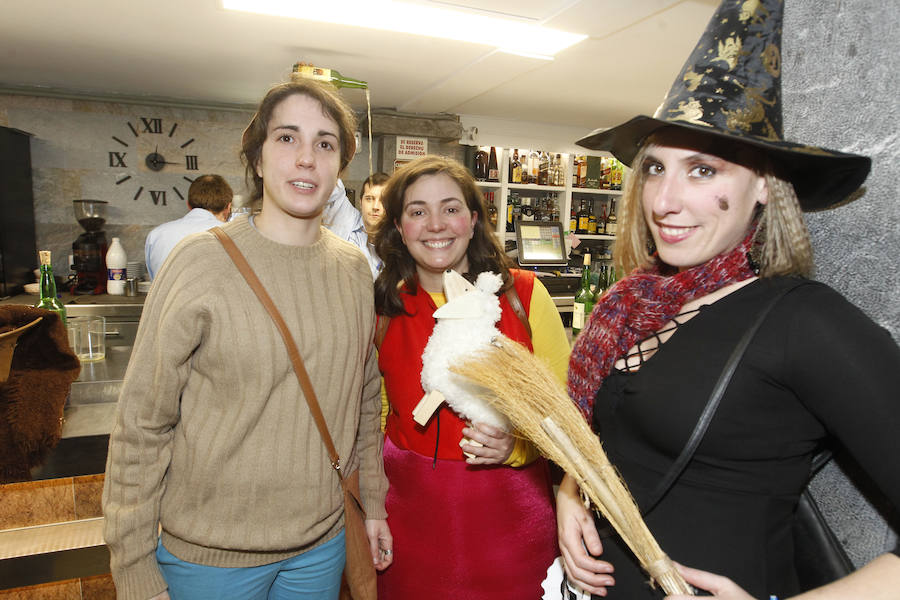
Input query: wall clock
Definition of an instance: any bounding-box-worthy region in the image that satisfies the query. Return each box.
[106,116,202,206]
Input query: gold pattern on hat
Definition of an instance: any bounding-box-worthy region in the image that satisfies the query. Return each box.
[761,43,781,77]
[794,145,835,156]
[713,36,743,70]
[722,85,778,139]
[668,98,712,127]
[739,0,770,24]
[684,69,704,92]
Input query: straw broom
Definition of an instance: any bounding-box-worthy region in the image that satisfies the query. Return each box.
[451,335,693,596]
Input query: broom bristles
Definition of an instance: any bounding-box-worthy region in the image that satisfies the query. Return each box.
[452,335,693,596]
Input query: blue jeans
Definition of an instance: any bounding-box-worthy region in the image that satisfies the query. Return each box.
[156,530,345,600]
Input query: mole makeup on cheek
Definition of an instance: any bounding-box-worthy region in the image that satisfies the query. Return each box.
[717,196,730,211]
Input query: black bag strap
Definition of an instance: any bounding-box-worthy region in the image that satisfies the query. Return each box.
[640,279,808,516]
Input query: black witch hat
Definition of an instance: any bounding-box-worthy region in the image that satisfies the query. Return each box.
[577,0,870,211]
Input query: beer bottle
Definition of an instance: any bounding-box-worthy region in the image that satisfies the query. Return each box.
[291,63,367,89]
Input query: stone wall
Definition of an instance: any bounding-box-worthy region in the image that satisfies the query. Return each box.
[0,95,250,276]
[0,93,464,279]
[784,0,899,567]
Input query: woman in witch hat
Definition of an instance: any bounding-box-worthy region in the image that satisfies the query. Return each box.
[558,0,900,598]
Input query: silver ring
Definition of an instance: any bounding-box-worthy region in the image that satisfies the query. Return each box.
[382,549,392,556]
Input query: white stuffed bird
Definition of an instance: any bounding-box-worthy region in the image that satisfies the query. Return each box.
[414,269,511,434]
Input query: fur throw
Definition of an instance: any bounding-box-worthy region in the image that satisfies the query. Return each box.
[0,305,80,483]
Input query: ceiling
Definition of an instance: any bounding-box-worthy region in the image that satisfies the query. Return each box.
[0,0,719,137]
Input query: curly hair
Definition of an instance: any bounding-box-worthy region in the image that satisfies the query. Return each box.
[614,133,813,278]
[372,155,513,317]
[240,80,357,204]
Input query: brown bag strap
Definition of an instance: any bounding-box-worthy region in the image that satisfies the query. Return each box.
[504,285,532,340]
[374,315,391,350]
[210,227,345,480]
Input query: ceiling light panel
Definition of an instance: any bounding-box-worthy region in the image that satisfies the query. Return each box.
[222,0,587,57]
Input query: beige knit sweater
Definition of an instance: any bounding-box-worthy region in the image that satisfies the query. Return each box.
[102,216,387,600]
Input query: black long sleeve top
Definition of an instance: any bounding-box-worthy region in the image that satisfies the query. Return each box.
[591,276,900,599]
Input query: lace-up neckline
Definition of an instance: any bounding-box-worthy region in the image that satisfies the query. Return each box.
[616,307,703,373]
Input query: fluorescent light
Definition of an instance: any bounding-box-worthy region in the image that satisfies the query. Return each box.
[222,0,587,57]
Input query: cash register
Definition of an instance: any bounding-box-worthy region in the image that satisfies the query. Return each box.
[513,221,580,299]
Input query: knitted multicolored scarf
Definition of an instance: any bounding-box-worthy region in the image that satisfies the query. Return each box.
[567,232,757,420]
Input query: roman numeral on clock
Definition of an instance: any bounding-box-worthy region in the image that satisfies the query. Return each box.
[108,151,127,168]
[150,190,167,206]
[141,117,162,134]
[185,155,198,170]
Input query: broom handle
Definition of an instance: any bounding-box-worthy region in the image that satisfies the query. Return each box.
[541,418,631,542]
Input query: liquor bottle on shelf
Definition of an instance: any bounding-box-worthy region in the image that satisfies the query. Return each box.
[486,192,498,228]
[576,199,591,234]
[291,63,368,89]
[606,198,618,235]
[569,206,577,232]
[554,154,565,186]
[520,197,535,221]
[510,149,522,184]
[506,192,516,232]
[487,146,499,182]
[473,148,488,181]
[532,197,543,222]
[600,157,611,189]
[529,149,540,185]
[598,203,608,235]
[511,193,522,223]
[550,197,560,222]
[538,151,550,186]
[35,250,66,322]
[574,155,586,187]
[587,208,597,234]
[612,158,623,190]
[572,253,595,337]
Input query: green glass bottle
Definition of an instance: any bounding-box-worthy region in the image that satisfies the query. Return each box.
[35,250,66,322]
[572,253,595,337]
[291,63,368,89]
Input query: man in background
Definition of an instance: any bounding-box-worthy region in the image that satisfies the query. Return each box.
[359,172,389,277]
[144,174,233,279]
[321,178,382,279]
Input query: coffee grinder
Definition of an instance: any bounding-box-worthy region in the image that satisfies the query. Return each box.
[70,199,108,295]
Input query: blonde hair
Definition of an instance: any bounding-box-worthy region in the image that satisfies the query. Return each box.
[614,141,813,278]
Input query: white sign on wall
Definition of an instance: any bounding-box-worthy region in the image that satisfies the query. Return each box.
[396,136,428,159]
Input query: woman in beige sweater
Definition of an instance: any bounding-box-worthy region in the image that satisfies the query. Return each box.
[103,80,391,600]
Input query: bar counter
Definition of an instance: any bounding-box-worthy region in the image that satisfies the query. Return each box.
[1,292,145,442]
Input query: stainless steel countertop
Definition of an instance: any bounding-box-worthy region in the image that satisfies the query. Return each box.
[0,292,146,318]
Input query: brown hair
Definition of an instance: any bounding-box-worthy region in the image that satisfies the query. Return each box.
[373,155,513,317]
[614,131,813,278]
[240,80,358,203]
[361,172,390,197]
[187,174,233,213]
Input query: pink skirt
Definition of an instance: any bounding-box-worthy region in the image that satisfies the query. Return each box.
[377,437,558,599]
